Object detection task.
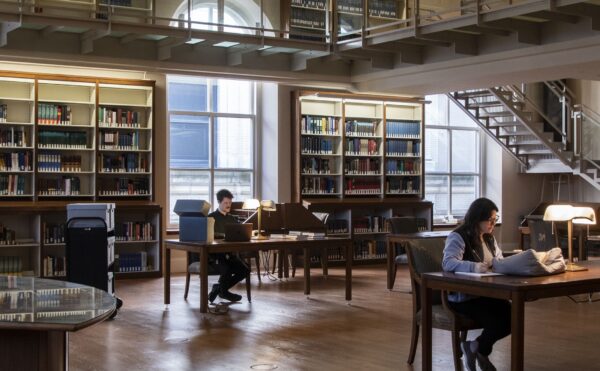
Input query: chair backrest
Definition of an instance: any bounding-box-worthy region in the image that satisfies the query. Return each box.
[405,238,446,308]
[527,217,558,251]
[389,217,419,234]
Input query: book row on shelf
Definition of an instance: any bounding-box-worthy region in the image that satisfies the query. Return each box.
[44,223,65,244]
[326,219,349,234]
[291,0,326,9]
[345,179,381,194]
[38,176,81,196]
[38,131,87,149]
[386,159,419,173]
[386,177,420,194]
[0,104,7,123]
[115,221,154,241]
[0,152,31,172]
[309,240,388,263]
[302,177,336,194]
[346,138,378,155]
[99,107,143,128]
[0,256,22,274]
[0,227,16,245]
[368,0,400,18]
[116,252,148,272]
[386,139,420,156]
[0,127,27,147]
[302,157,333,174]
[301,115,339,135]
[99,177,149,196]
[353,216,389,233]
[101,153,147,173]
[100,131,141,150]
[345,120,378,136]
[345,158,380,174]
[0,174,26,195]
[38,153,82,172]
[37,103,72,125]
[43,255,66,278]
[302,137,334,154]
[386,120,421,138]
[290,7,326,29]
[100,0,134,6]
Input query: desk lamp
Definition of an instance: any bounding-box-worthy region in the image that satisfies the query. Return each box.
[543,205,596,271]
[242,199,276,240]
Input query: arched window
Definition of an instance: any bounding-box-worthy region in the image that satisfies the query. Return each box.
[173,0,273,35]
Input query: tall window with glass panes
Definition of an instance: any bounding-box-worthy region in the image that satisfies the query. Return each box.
[425,94,481,223]
[167,76,256,226]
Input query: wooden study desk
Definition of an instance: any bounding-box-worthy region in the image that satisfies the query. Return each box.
[386,230,452,290]
[420,261,600,371]
[164,237,353,313]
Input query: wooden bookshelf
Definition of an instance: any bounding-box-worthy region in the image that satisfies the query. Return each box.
[292,90,424,201]
[0,71,158,279]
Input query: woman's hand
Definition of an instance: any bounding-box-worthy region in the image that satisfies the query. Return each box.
[474,262,489,273]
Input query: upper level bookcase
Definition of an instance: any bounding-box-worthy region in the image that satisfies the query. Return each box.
[292,90,424,203]
[0,72,154,201]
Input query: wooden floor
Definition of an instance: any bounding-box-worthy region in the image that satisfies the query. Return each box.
[70,265,600,371]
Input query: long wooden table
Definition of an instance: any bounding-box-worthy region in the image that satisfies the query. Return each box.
[420,261,600,371]
[164,237,353,313]
[386,231,452,290]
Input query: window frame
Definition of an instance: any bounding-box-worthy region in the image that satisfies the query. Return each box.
[167,77,257,228]
[425,96,483,220]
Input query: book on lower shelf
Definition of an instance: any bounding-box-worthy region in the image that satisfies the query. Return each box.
[43,255,66,277]
[289,230,326,239]
[0,174,27,195]
[0,152,32,172]
[0,256,23,274]
[116,252,148,272]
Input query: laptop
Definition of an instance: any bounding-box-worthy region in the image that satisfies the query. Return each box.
[224,223,253,242]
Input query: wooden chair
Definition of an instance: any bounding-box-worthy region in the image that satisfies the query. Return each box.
[405,239,482,371]
[183,252,252,302]
[389,216,419,289]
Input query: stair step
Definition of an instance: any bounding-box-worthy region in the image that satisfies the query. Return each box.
[498,131,532,137]
[478,111,514,118]
[517,149,554,155]
[488,121,521,127]
[507,142,544,147]
[454,90,493,99]
[466,101,503,108]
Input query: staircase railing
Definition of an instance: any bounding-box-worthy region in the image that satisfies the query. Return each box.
[573,104,600,174]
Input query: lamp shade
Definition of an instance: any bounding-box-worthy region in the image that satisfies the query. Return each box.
[543,204,574,222]
[260,200,276,211]
[242,198,260,210]
[572,206,596,225]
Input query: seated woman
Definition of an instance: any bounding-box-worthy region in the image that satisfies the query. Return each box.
[442,197,511,371]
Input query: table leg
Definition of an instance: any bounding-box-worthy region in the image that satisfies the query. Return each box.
[277,250,284,279]
[164,245,170,305]
[387,239,393,290]
[345,241,352,302]
[511,291,525,371]
[283,248,289,279]
[304,246,310,296]
[421,277,432,371]
[321,247,328,277]
[200,248,209,313]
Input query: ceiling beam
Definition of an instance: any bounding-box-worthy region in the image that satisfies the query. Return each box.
[529,10,579,24]
[555,3,600,31]
[290,50,329,72]
[489,18,541,45]
[80,28,111,54]
[227,45,263,66]
[40,25,64,38]
[0,21,20,47]
[460,25,511,37]
[120,33,139,44]
[156,37,188,61]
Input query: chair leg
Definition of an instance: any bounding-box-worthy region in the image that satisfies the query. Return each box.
[407,320,419,364]
[291,253,296,278]
[459,330,467,357]
[391,264,397,290]
[254,254,262,283]
[246,273,252,302]
[184,272,190,300]
[451,329,462,371]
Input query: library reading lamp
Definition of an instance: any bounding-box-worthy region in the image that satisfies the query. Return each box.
[543,204,596,272]
[242,199,276,240]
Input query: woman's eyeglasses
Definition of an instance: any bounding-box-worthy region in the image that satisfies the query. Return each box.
[486,216,500,224]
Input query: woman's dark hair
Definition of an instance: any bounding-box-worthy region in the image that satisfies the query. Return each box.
[216,189,234,203]
[455,198,499,260]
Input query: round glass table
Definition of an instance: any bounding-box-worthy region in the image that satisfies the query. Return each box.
[0,275,116,371]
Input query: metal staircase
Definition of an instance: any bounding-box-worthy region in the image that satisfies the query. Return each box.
[573,106,600,191]
[448,82,574,173]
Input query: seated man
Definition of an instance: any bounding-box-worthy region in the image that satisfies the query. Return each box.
[207,189,250,303]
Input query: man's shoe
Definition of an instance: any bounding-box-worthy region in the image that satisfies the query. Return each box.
[476,353,497,371]
[209,284,220,303]
[460,341,477,371]
[219,290,242,302]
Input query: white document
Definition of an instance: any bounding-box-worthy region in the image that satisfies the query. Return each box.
[455,271,503,277]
